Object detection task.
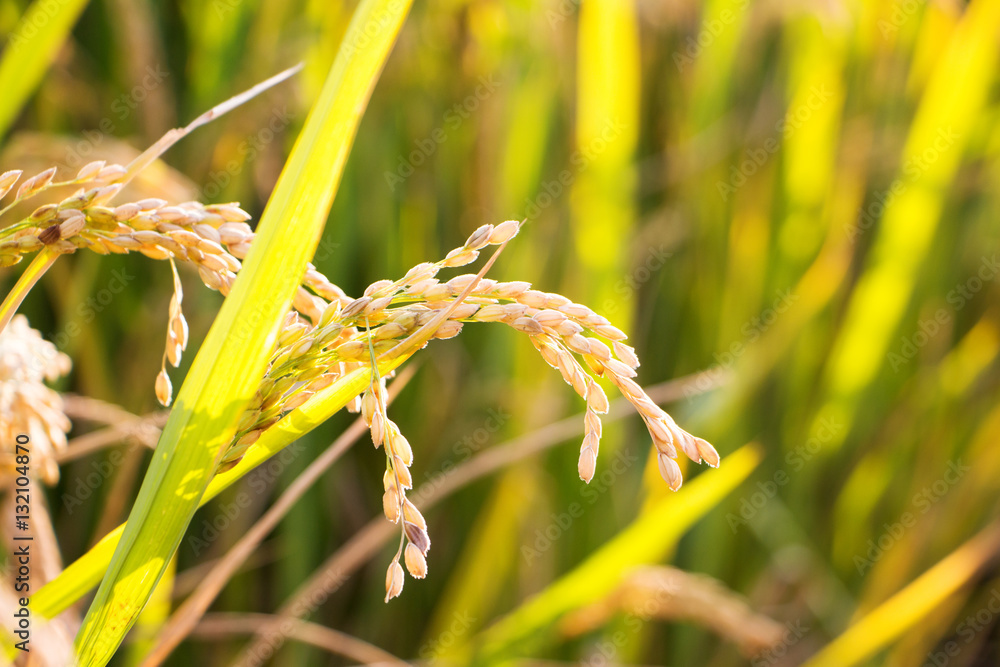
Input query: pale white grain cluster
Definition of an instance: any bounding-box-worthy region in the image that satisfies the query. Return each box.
[0,315,72,484]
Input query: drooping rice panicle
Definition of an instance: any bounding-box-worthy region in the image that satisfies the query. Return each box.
[4,200,715,493]
[3,180,715,601]
[180,220,714,599]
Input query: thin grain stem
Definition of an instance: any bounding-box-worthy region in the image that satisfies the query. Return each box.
[191,613,408,667]
[0,247,58,332]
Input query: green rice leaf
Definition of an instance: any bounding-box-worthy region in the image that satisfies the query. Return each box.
[0,0,90,139]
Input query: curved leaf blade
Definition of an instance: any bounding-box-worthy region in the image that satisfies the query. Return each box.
[0,0,90,139]
[460,444,761,663]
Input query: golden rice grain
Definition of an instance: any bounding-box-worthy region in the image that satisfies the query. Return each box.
[404,543,427,579]
[384,561,404,602]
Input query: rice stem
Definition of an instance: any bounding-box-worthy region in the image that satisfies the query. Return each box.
[0,247,58,332]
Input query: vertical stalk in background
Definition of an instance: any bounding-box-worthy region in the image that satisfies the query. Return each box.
[773,8,849,284]
[183,0,257,114]
[573,0,642,497]
[571,5,644,662]
[680,0,751,358]
[0,0,90,140]
[814,0,1000,450]
[571,0,639,315]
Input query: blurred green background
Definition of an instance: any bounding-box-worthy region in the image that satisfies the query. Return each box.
[5,0,1000,664]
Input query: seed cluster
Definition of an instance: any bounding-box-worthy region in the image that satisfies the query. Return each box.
[1,164,718,602]
[213,220,719,601]
[0,161,345,406]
